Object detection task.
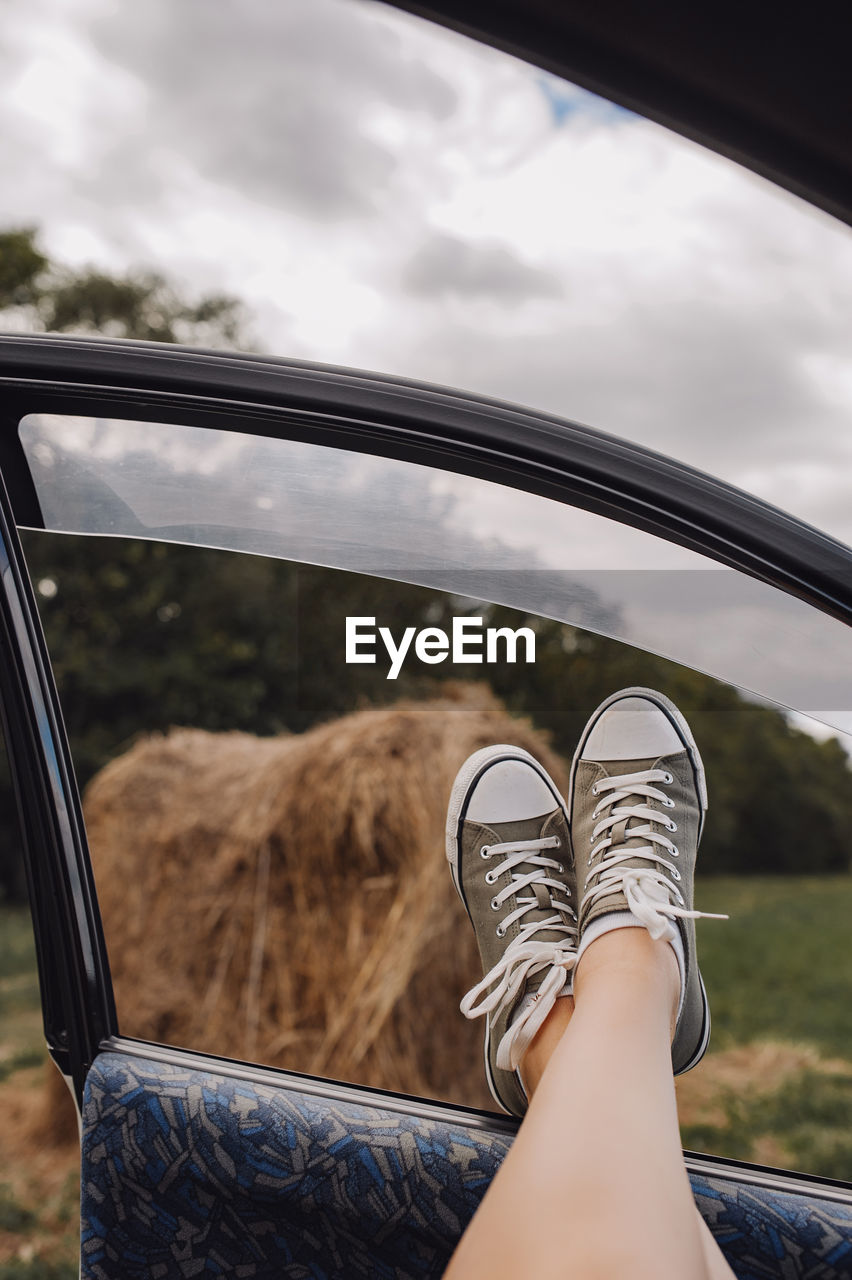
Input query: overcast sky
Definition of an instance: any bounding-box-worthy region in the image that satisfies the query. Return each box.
[2,0,851,549]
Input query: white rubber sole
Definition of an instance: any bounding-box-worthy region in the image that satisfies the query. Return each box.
[681,971,713,1076]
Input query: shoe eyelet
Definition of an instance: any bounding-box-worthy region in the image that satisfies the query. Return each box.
[480,845,491,859]
[663,797,675,808]
[671,867,682,882]
[591,783,599,795]
[490,897,500,911]
[589,834,595,846]
[670,846,679,858]
[663,771,673,784]
[485,871,497,885]
[666,820,678,833]
[557,864,564,874]
[553,838,561,848]
[496,924,506,938]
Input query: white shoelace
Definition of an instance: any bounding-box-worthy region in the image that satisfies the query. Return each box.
[460,836,578,1072]
[580,768,727,942]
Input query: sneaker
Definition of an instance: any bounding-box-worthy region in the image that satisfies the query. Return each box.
[446,744,578,1116]
[569,688,725,1074]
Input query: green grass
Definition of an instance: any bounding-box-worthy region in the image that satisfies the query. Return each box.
[0,907,71,1275]
[0,1187,35,1235]
[676,876,852,1176]
[695,874,852,1057]
[682,1066,852,1180]
[0,908,39,983]
[0,906,43,1069]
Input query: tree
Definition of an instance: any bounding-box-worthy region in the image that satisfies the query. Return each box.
[0,225,252,899]
[0,226,248,347]
[0,226,48,312]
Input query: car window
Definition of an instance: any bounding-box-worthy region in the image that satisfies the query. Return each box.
[15,410,852,1182]
[19,413,851,736]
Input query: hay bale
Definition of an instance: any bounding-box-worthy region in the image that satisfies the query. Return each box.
[77,685,567,1114]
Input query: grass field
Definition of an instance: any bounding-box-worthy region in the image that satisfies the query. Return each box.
[0,908,44,1082]
[696,875,852,1057]
[0,907,77,1278]
[1,877,851,1271]
[677,874,852,1179]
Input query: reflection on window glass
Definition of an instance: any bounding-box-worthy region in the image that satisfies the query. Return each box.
[21,529,852,1178]
[19,413,852,736]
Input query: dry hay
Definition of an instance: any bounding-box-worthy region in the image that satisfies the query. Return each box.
[43,684,568,1138]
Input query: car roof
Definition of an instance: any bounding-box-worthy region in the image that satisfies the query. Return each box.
[388,0,852,228]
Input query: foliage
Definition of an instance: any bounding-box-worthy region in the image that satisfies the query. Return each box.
[19,537,298,786]
[0,1186,35,1234]
[0,229,48,312]
[0,226,247,347]
[0,222,252,900]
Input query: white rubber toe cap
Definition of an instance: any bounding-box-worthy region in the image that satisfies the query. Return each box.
[466,758,558,823]
[581,696,683,761]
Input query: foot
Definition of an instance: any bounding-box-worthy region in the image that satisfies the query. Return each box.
[447,745,578,1116]
[569,688,725,1074]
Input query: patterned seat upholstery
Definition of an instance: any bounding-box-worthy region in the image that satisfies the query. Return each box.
[81,1051,852,1279]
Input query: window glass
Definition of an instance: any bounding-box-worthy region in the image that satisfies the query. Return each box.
[17,412,852,1181]
[20,413,852,736]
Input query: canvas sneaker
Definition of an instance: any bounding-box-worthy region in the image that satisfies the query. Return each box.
[569,688,726,1074]
[447,744,578,1116]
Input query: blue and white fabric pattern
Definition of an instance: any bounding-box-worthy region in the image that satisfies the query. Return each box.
[80,1051,852,1278]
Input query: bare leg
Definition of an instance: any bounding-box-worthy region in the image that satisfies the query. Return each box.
[696,1210,738,1280]
[517,994,574,1096]
[445,929,736,1280]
